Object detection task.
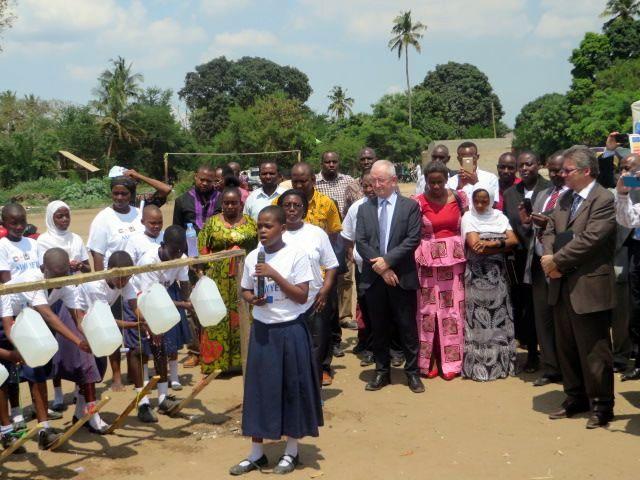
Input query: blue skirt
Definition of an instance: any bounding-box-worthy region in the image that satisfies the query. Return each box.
[164,283,192,355]
[242,316,323,440]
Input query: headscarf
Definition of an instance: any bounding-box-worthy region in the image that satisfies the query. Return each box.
[40,200,74,250]
[461,185,511,238]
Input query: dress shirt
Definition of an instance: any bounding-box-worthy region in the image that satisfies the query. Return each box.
[243,186,286,221]
[378,192,397,255]
[446,168,499,203]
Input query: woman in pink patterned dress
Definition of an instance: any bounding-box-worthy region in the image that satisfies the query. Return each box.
[413,161,467,380]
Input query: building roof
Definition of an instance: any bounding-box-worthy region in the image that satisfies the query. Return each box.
[58,151,100,173]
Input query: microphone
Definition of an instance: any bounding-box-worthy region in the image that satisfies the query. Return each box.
[257,251,265,298]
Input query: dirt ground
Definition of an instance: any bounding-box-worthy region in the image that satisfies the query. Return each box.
[4,184,640,480]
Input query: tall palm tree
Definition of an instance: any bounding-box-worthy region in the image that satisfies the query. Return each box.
[327,85,354,120]
[92,56,144,161]
[388,10,426,128]
[601,0,640,23]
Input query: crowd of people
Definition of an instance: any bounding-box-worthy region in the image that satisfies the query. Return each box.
[0,134,639,474]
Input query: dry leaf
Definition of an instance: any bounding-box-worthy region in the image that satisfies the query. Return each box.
[400,450,414,456]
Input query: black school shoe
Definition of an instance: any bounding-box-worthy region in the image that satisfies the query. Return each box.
[157,396,180,416]
[273,454,299,475]
[1,432,26,454]
[38,428,62,450]
[229,454,268,475]
[137,404,158,423]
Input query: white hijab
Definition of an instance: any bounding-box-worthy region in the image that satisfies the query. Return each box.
[461,185,511,238]
[38,200,75,252]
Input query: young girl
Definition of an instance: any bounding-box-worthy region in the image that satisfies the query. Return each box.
[230,205,321,476]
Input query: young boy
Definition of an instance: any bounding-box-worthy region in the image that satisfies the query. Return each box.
[125,205,164,264]
[0,248,91,450]
[131,225,192,422]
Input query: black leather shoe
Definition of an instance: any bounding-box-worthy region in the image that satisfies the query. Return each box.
[365,373,390,391]
[621,367,640,381]
[229,454,268,476]
[332,344,345,358]
[586,412,613,429]
[360,352,374,367]
[548,402,590,420]
[407,374,425,393]
[533,375,561,387]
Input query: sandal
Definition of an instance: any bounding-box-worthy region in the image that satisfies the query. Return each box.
[229,454,268,476]
[273,454,299,475]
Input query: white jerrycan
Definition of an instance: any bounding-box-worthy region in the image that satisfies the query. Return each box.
[137,283,181,335]
[82,300,122,357]
[10,307,58,367]
[190,276,227,327]
[0,363,8,387]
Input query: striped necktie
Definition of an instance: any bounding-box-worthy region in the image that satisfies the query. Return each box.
[569,192,582,222]
[546,187,561,211]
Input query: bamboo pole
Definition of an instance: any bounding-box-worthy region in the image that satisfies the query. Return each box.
[235,255,251,374]
[166,150,301,157]
[0,250,246,295]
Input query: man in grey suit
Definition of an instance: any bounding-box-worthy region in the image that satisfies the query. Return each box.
[541,145,616,429]
[519,152,566,386]
[355,160,424,393]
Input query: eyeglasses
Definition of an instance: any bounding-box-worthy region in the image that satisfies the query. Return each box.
[562,167,580,174]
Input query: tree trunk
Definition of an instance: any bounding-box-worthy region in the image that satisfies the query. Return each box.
[405,44,412,129]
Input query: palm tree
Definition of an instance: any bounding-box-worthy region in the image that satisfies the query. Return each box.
[388,10,426,128]
[92,56,144,161]
[327,86,354,120]
[601,0,640,23]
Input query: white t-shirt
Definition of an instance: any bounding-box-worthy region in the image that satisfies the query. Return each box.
[283,223,338,310]
[78,279,137,312]
[341,197,367,272]
[446,168,500,204]
[125,231,164,265]
[131,249,189,294]
[0,237,40,280]
[243,186,286,221]
[241,244,313,324]
[36,231,89,265]
[0,270,80,317]
[86,206,144,269]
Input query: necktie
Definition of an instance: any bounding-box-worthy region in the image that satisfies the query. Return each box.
[379,199,388,255]
[546,188,560,211]
[569,192,582,222]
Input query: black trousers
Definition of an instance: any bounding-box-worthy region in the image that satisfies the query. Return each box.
[305,304,332,380]
[553,280,614,413]
[532,255,560,377]
[355,269,373,352]
[364,277,419,376]
[512,251,537,359]
[628,241,640,367]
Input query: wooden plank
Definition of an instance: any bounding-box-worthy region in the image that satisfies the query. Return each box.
[106,376,161,434]
[235,255,251,375]
[168,370,221,417]
[0,423,43,461]
[49,396,111,450]
[0,250,246,295]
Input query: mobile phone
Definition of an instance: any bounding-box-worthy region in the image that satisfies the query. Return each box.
[523,198,533,215]
[461,157,474,173]
[623,175,640,188]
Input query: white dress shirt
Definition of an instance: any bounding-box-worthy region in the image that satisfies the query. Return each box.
[243,186,286,221]
[446,168,499,202]
[377,192,397,254]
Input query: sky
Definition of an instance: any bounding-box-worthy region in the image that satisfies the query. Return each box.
[0,0,608,127]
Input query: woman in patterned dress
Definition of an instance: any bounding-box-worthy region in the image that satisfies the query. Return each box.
[413,161,468,380]
[198,186,258,374]
[461,186,519,381]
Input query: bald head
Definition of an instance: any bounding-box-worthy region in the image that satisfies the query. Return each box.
[227,162,241,177]
[431,145,450,164]
[43,248,70,279]
[291,162,314,178]
[290,162,315,198]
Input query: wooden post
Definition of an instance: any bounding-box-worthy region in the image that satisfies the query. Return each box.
[297,150,302,163]
[163,153,169,183]
[235,255,251,374]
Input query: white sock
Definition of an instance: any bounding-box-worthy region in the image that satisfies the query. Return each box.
[284,437,299,457]
[157,382,168,404]
[54,386,64,405]
[88,410,107,430]
[143,364,149,383]
[169,360,179,384]
[41,421,50,430]
[246,441,264,462]
[12,414,24,423]
[0,424,12,435]
[136,388,150,406]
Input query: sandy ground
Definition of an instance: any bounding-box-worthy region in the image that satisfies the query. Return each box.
[4,184,640,479]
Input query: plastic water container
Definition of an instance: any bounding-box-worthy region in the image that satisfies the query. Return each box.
[190,276,227,327]
[0,363,8,387]
[138,283,181,335]
[82,300,122,357]
[186,223,199,257]
[10,307,58,368]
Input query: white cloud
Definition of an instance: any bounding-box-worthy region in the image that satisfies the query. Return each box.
[214,29,279,48]
[65,64,102,81]
[200,0,251,15]
[3,40,78,56]
[532,0,602,39]
[13,0,118,35]
[386,85,403,94]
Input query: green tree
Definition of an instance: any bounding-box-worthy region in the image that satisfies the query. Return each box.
[92,56,144,163]
[179,56,312,141]
[327,86,354,120]
[388,10,427,128]
[0,0,16,51]
[513,93,572,158]
[601,0,640,26]
[569,32,612,80]
[604,18,640,59]
[213,92,315,170]
[55,105,104,162]
[596,57,640,91]
[420,62,504,134]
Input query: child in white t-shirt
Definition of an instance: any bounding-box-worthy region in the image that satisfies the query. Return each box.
[230,206,321,476]
[125,204,165,265]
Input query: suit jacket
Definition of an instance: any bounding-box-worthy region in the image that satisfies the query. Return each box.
[541,182,616,314]
[522,185,554,284]
[503,175,551,247]
[355,195,421,292]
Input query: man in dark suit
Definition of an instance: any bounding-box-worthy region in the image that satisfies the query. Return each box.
[503,151,551,374]
[355,160,424,393]
[541,145,616,429]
